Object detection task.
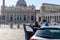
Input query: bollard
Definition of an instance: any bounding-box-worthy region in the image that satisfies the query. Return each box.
[17,24,20,29]
[10,23,13,29]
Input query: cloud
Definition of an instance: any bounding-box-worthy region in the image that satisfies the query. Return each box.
[0,0,2,10]
[0,0,2,6]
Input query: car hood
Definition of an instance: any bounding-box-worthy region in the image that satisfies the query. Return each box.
[31,35,60,40]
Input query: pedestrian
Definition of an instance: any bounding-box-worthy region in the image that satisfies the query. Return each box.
[39,20,43,26]
[32,22,41,33]
[43,19,49,26]
[33,22,41,27]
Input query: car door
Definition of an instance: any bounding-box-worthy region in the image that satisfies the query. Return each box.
[23,24,34,40]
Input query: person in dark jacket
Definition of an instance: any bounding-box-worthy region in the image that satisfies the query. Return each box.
[33,22,41,27]
[32,22,41,33]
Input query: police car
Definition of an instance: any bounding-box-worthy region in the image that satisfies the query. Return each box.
[30,25,60,40]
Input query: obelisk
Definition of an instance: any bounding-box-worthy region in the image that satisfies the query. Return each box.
[3,0,5,10]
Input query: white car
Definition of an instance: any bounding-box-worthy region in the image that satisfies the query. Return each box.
[30,25,60,40]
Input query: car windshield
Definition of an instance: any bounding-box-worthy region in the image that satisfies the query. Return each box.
[35,28,60,39]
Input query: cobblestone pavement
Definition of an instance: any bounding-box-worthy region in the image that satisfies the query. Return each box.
[0,24,25,40]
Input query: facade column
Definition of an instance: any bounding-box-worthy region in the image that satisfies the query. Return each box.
[13,13,15,21]
[55,16,56,22]
[29,13,31,22]
[57,16,58,22]
[26,13,27,22]
[47,16,48,22]
[46,16,47,21]
[22,13,23,22]
[48,16,49,22]
[50,16,51,22]
[58,16,59,22]
[49,16,50,22]
[46,16,48,22]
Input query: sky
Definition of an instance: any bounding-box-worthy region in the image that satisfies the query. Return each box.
[0,0,60,9]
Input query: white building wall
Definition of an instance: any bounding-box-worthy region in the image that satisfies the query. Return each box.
[37,13,60,22]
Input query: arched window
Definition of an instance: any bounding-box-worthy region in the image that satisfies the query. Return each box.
[24,15,26,21]
[10,16,13,21]
[31,15,34,21]
[17,17,19,21]
[2,15,5,20]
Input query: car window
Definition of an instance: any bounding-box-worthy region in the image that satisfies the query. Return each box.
[26,26,33,32]
[50,30,60,32]
[35,28,60,39]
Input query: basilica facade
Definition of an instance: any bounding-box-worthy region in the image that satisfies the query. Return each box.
[0,0,39,24]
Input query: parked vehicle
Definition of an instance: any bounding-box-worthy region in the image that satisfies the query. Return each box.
[30,25,60,40]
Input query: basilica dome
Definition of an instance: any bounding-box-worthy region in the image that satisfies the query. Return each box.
[16,0,27,7]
